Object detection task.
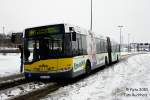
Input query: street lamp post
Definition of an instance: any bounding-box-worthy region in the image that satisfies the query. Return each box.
[118,25,123,52]
[90,0,92,31]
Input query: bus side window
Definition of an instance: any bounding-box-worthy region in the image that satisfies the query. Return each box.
[100,39,102,53]
[64,33,72,57]
[96,38,100,54]
[79,34,83,55]
[102,40,105,53]
[104,41,106,53]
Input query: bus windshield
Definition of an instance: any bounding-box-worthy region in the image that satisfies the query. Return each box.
[24,34,64,62]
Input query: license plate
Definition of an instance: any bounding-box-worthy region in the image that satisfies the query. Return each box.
[40,76,50,79]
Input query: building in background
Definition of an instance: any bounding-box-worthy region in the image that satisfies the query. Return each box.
[130,43,150,52]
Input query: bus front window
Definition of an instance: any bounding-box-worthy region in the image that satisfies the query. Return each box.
[24,34,63,63]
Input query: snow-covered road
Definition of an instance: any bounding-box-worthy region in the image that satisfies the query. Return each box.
[43,53,150,100]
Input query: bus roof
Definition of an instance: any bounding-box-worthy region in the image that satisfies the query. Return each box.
[25,23,65,30]
[24,23,108,40]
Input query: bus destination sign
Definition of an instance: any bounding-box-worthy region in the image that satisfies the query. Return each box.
[27,26,61,37]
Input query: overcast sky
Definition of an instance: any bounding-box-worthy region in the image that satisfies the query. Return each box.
[0,0,150,43]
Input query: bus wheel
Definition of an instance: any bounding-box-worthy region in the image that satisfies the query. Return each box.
[85,61,91,75]
[105,56,108,66]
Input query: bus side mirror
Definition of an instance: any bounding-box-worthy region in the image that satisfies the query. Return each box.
[72,32,76,41]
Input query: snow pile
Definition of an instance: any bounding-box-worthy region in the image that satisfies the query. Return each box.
[0,53,20,77]
[43,54,150,100]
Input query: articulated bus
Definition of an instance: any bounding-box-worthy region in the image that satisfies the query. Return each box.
[23,23,120,79]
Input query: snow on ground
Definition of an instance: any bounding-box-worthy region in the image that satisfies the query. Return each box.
[0,82,46,100]
[0,53,20,77]
[43,53,150,100]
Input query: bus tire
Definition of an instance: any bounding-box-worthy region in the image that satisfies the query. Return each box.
[85,60,91,75]
[105,56,108,66]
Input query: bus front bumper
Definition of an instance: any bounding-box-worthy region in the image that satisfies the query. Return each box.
[24,70,73,79]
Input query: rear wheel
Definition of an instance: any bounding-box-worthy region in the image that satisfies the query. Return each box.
[85,61,91,75]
